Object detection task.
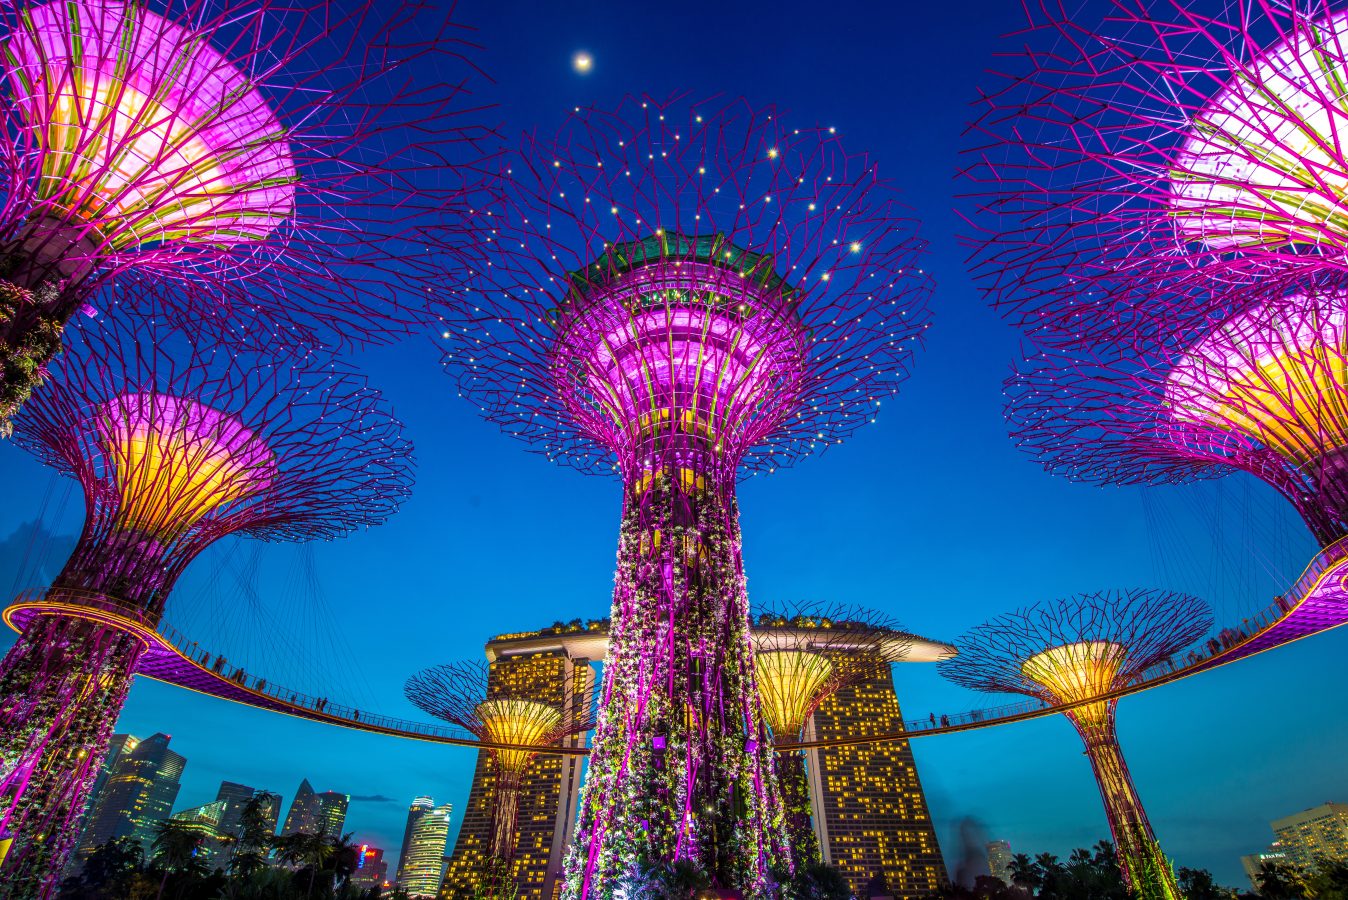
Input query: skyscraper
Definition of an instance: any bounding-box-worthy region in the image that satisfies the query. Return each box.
[282,779,348,837]
[398,797,435,884]
[986,841,1014,886]
[75,733,186,861]
[352,844,390,889]
[402,801,453,898]
[806,668,948,899]
[66,733,140,870]
[317,791,350,837]
[282,779,320,836]
[214,782,281,840]
[169,800,229,863]
[1271,803,1348,871]
[441,627,600,899]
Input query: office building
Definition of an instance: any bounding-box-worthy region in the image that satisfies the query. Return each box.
[442,626,601,899]
[282,779,321,836]
[317,790,349,837]
[403,800,453,898]
[352,844,390,889]
[1242,844,1291,891]
[282,778,348,837]
[806,666,949,899]
[987,841,1014,886]
[76,733,186,861]
[1272,803,1348,870]
[214,781,281,839]
[398,797,436,883]
[169,800,228,862]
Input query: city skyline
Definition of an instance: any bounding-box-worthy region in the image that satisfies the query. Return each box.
[3,0,1348,891]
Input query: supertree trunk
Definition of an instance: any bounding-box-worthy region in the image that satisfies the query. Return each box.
[0,615,144,897]
[1069,704,1179,900]
[491,773,523,861]
[775,750,819,867]
[561,469,788,898]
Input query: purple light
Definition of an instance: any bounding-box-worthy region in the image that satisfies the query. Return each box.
[5,0,296,251]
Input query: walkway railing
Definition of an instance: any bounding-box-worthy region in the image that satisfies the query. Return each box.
[9,534,1348,755]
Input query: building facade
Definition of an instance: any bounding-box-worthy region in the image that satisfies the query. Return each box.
[440,627,601,900]
[404,801,453,898]
[317,790,349,837]
[986,840,1014,886]
[75,733,187,861]
[399,797,436,884]
[1272,803,1348,871]
[170,800,229,862]
[806,667,949,899]
[282,779,321,836]
[352,844,390,889]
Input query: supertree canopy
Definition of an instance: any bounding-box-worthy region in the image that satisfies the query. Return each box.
[442,95,931,897]
[1007,286,1348,547]
[0,318,413,894]
[405,660,594,864]
[940,590,1212,900]
[0,0,486,429]
[961,0,1348,346]
[751,604,913,866]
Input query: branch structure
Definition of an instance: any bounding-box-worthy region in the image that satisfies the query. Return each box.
[940,590,1212,900]
[0,317,414,894]
[441,94,932,897]
[405,660,594,863]
[1007,287,1348,546]
[961,0,1348,346]
[0,0,489,428]
[751,603,911,867]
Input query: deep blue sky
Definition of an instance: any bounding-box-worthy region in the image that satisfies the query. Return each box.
[2,0,1345,887]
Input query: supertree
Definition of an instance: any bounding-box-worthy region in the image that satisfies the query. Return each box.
[0,318,413,894]
[939,590,1213,900]
[405,660,595,868]
[750,604,912,866]
[441,95,932,897]
[0,0,486,429]
[961,0,1348,347]
[1007,285,1348,547]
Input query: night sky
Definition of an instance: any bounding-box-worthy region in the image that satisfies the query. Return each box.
[1,0,1345,887]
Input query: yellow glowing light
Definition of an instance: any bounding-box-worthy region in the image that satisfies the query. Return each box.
[477,698,561,775]
[755,650,835,737]
[1166,298,1348,465]
[1021,641,1122,726]
[99,394,275,536]
[572,51,593,74]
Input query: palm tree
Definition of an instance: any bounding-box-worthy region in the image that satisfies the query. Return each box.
[1009,853,1042,894]
[278,830,334,900]
[228,795,277,878]
[326,831,361,891]
[150,819,205,900]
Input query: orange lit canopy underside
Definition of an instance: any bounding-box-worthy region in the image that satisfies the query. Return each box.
[98,392,275,536]
[1020,641,1124,728]
[1166,298,1348,465]
[755,649,835,738]
[477,698,562,776]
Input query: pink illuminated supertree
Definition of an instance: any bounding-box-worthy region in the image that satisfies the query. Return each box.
[1006,285,1348,547]
[440,95,932,898]
[962,0,1348,346]
[0,318,413,894]
[751,603,912,867]
[0,0,486,429]
[940,590,1212,900]
[405,660,595,870]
